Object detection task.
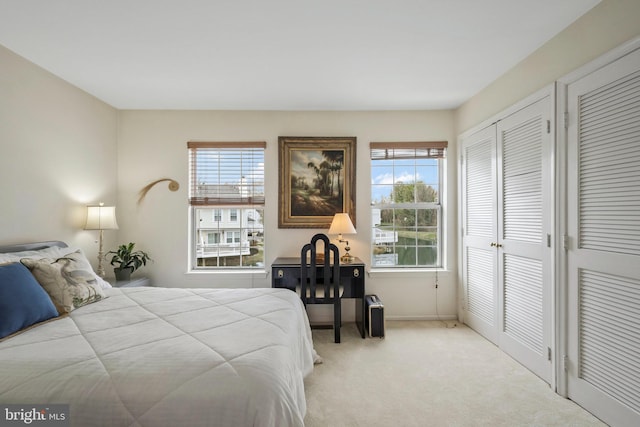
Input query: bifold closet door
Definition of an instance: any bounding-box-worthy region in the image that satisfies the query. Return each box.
[461,125,499,344]
[566,47,640,426]
[496,96,553,385]
[461,94,553,384]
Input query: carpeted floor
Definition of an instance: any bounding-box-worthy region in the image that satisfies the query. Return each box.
[304,321,606,427]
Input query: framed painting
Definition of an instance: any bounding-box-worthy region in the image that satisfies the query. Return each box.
[278,136,356,228]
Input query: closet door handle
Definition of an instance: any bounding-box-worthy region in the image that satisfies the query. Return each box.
[490,242,497,247]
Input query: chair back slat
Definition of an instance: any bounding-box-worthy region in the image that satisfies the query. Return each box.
[300,233,340,304]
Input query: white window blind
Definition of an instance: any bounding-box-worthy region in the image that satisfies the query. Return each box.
[370,141,447,161]
[188,141,266,206]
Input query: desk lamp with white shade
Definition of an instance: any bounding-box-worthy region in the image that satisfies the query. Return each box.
[328,212,357,263]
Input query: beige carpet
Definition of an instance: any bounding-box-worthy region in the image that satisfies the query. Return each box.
[304,321,606,427]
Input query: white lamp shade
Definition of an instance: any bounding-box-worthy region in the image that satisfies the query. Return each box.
[84,205,119,230]
[328,213,356,235]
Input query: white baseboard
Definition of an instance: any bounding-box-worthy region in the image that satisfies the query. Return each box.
[386,315,459,321]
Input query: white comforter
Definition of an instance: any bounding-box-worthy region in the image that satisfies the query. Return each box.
[0,287,316,427]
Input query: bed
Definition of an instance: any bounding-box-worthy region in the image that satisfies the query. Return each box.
[0,241,317,427]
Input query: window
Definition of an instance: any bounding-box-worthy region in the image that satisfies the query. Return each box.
[226,231,240,244]
[207,232,220,244]
[370,141,447,268]
[188,141,265,269]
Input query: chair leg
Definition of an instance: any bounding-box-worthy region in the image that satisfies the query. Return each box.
[334,302,341,343]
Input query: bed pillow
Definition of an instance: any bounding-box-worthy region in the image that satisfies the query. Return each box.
[21,251,107,313]
[0,262,59,339]
[46,246,112,290]
[0,246,112,290]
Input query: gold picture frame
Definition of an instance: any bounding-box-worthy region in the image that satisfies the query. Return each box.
[278,136,356,228]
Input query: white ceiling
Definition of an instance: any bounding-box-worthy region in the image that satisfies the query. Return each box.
[0,0,600,110]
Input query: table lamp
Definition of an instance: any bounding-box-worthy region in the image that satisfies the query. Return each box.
[84,203,119,277]
[328,212,357,263]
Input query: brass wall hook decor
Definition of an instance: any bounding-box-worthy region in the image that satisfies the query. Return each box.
[138,178,180,205]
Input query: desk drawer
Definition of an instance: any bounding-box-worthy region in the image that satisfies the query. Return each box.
[272,264,364,297]
[341,265,364,298]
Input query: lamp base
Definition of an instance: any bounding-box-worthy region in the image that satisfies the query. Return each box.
[97,229,106,278]
[340,253,354,263]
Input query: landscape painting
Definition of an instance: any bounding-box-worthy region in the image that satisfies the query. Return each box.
[279,136,356,228]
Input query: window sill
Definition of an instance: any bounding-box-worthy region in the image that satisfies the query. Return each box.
[186,269,269,279]
[367,268,451,278]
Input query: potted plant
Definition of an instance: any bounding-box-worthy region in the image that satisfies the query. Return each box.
[107,243,151,281]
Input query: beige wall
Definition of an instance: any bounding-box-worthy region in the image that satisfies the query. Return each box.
[455,0,640,134]
[0,44,118,267]
[4,0,638,321]
[117,109,458,319]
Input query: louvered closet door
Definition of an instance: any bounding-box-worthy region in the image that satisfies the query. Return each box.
[496,96,553,384]
[566,48,640,426]
[462,125,499,344]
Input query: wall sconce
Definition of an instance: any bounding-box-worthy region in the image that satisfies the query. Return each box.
[138,178,180,205]
[84,203,119,277]
[328,212,357,263]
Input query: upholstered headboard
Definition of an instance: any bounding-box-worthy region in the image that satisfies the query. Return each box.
[0,241,68,254]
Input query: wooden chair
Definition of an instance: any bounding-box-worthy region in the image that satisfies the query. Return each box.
[300,233,342,343]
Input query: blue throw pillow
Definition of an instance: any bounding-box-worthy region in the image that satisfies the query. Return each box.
[0,262,59,339]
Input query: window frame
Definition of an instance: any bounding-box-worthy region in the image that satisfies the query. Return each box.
[188,141,266,271]
[370,141,447,269]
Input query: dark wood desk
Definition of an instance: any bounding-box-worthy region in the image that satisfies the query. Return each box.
[271,257,366,338]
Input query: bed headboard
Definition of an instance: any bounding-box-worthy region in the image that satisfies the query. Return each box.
[0,241,68,254]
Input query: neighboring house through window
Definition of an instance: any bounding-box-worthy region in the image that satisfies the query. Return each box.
[188,141,265,268]
[370,141,447,268]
